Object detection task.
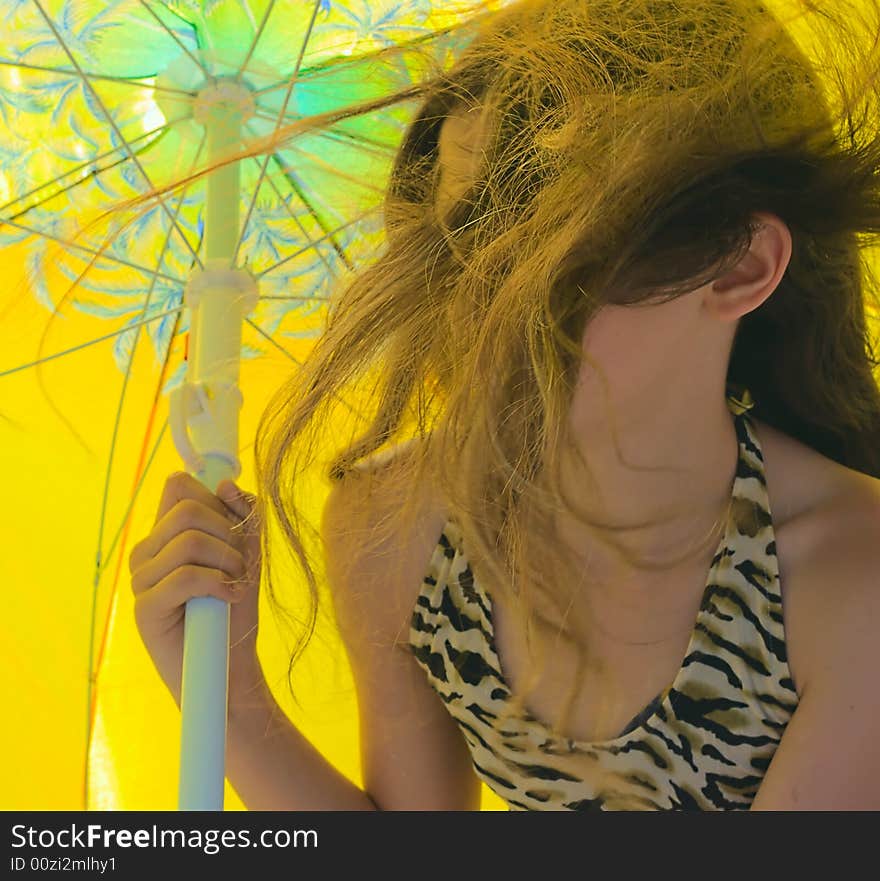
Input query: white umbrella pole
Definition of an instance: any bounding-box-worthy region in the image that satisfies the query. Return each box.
[169,81,257,810]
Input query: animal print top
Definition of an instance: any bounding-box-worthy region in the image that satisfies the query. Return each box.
[404,388,799,810]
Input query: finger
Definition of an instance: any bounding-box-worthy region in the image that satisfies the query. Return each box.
[217,483,262,537]
[130,497,238,575]
[131,529,247,596]
[216,480,257,520]
[154,470,239,530]
[134,564,246,623]
[217,483,262,543]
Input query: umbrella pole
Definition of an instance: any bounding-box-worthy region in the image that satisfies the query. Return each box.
[170,83,257,810]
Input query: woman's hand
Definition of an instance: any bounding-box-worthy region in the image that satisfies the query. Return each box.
[128,471,264,709]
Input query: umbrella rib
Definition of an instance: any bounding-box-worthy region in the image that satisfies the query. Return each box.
[1,120,163,216]
[0,307,183,378]
[244,316,300,364]
[8,143,164,221]
[248,129,387,237]
[243,147,340,282]
[244,316,364,421]
[136,0,210,84]
[251,110,399,157]
[253,210,371,280]
[243,118,363,278]
[0,219,183,285]
[0,59,193,96]
[233,0,277,84]
[85,375,176,811]
[1,122,185,219]
[274,138,387,200]
[94,420,167,585]
[249,22,461,99]
[232,0,323,266]
[31,0,202,269]
[279,0,323,111]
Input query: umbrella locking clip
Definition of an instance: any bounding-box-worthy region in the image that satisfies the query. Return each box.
[169,380,244,479]
[169,262,259,481]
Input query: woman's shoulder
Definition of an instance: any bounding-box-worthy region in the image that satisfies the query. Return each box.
[753,415,880,535]
[328,434,450,528]
[344,436,422,476]
[323,436,451,643]
[752,416,880,696]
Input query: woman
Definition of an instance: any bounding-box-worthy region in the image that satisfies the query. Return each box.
[129,0,880,809]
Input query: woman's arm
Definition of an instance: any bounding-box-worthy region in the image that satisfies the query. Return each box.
[224,460,480,811]
[750,481,880,810]
[224,677,378,811]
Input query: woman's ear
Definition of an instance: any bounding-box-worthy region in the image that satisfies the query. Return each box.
[704,213,793,322]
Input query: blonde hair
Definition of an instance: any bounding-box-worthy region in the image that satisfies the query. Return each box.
[58,0,880,732]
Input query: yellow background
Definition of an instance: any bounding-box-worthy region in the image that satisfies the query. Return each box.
[2,0,874,813]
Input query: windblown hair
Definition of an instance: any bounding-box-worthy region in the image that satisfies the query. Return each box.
[83,0,880,731]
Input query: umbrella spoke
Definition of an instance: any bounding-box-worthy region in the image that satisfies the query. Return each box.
[273,0,322,121]
[233,0,277,85]
[3,127,182,222]
[32,0,203,269]
[0,306,183,378]
[0,219,183,285]
[0,59,193,97]
[0,120,181,218]
[251,111,399,158]
[136,0,209,84]
[281,138,388,199]
[244,316,364,422]
[232,0,323,266]
[244,150,341,282]
[86,310,182,808]
[243,118,369,280]
[251,81,287,98]
[253,210,371,280]
[95,420,167,585]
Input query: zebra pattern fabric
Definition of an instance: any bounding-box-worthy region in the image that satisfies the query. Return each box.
[406,389,799,810]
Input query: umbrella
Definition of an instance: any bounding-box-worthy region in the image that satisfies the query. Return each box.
[0,0,507,810]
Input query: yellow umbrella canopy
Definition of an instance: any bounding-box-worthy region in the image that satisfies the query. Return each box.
[0,0,511,810]
[6,0,871,813]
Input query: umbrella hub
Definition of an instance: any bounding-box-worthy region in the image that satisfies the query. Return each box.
[155,51,258,130]
[192,80,256,127]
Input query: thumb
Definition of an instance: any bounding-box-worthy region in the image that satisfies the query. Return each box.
[217,479,256,520]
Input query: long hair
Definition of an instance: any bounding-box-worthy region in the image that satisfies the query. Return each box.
[61,0,880,732]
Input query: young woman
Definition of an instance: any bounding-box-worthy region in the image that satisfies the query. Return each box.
[129,0,880,809]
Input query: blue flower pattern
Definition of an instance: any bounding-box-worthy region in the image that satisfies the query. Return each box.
[0,0,455,390]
